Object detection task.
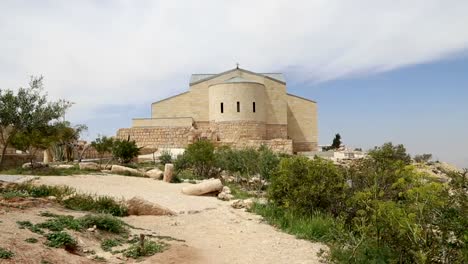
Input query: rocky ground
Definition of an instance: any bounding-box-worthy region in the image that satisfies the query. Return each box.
[0,175,326,264]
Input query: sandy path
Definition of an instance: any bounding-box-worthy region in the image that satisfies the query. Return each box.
[37,175,326,264]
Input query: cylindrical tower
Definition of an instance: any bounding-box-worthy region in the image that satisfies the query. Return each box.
[209,78,266,142]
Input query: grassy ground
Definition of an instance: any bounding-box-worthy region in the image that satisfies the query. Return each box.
[0,165,98,176]
[1,183,129,216]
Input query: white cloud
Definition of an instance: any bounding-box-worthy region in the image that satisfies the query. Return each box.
[1,0,468,124]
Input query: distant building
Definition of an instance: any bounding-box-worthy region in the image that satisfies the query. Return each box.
[117,67,318,153]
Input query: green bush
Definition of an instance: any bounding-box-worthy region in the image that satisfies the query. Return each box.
[112,137,141,164]
[25,237,38,243]
[0,247,14,259]
[101,238,122,252]
[45,231,77,251]
[268,156,346,215]
[62,194,128,216]
[263,143,468,263]
[158,150,172,165]
[79,214,127,234]
[180,140,217,178]
[124,239,165,259]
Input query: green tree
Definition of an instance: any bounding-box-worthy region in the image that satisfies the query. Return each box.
[0,76,71,168]
[331,133,342,149]
[112,137,140,164]
[183,139,216,177]
[91,135,115,167]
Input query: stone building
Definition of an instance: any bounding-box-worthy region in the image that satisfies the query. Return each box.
[117,67,318,154]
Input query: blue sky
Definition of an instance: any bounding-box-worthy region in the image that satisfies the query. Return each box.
[287,57,468,167]
[1,1,467,167]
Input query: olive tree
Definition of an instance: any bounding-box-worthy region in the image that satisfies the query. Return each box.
[0,76,71,168]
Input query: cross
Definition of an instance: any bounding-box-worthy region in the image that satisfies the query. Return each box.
[236,62,239,69]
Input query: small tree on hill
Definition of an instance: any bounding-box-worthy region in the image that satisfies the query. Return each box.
[91,135,115,167]
[0,76,71,168]
[331,133,342,149]
[112,136,141,164]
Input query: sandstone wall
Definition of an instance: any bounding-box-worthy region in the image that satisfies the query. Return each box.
[211,121,266,142]
[219,139,293,154]
[287,94,318,151]
[132,117,193,127]
[266,124,288,139]
[190,69,287,124]
[117,127,191,148]
[293,142,318,153]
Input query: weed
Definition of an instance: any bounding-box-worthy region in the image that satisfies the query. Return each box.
[13,183,74,199]
[79,214,127,234]
[62,194,128,216]
[250,203,344,242]
[45,231,78,251]
[25,237,39,243]
[224,182,253,199]
[37,215,82,231]
[0,165,96,176]
[101,239,122,252]
[124,240,165,259]
[39,211,59,218]
[1,190,29,199]
[0,247,14,259]
[93,255,107,262]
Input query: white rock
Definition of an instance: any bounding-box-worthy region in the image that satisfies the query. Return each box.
[79,162,99,170]
[111,165,145,176]
[22,162,47,169]
[221,186,231,194]
[146,168,164,179]
[163,164,174,182]
[217,192,234,201]
[181,179,223,196]
[51,164,74,169]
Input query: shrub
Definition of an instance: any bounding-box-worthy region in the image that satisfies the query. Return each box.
[182,140,217,178]
[414,153,433,163]
[13,183,74,199]
[124,239,165,259]
[62,194,128,216]
[268,156,346,215]
[36,215,82,231]
[25,237,38,243]
[158,150,172,165]
[45,231,78,251]
[79,214,127,234]
[91,135,114,162]
[101,239,122,252]
[257,145,280,181]
[112,137,141,164]
[0,247,14,259]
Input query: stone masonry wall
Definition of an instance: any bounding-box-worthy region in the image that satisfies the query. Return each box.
[293,142,318,153]
[266,124,288,139]
[211,121,266,142]
[117,127,191,149]
[218,139,293,154]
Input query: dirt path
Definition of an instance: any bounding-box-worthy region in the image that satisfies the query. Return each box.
[37,175,326,264]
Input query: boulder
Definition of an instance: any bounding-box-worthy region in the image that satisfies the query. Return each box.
[217,186,233,201]
[163,164,174,182]
[146,168,164,179]
[51,164,74,169]
[79,162,99,171]
[182,179,223,196]
[217,192,234,201]
[231,198,254,210]
[127,197,176,216]
[111,165,145,177]
[22,162,48,169]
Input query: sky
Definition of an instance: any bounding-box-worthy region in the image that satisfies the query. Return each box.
[0,0,467,168]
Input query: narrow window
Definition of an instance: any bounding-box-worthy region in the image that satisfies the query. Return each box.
[253,102,256,113]
[237,101,240,112]
[220,102,224,113]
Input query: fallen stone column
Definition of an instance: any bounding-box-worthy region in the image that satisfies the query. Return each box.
[181,179,223,196]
